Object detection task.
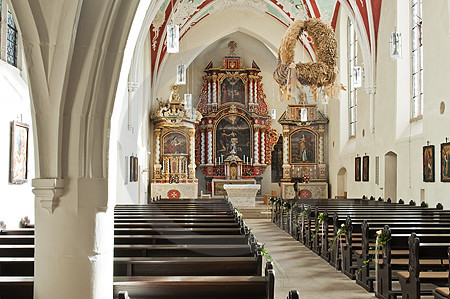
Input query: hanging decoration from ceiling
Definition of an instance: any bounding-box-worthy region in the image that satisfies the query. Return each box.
[273,18,340,102]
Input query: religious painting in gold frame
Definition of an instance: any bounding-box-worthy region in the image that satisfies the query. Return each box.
[215,114,251,161]
[289,129,317,164]
[219,75,247,106]
[10,121,29,184]
[162,132,188,155]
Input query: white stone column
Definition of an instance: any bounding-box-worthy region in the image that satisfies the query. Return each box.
[254,129,259,164]
[33,178,112,299]
[201,131,206,165]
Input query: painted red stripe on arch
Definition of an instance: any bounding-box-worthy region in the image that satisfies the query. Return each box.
[309,0,321,18]
[331,1,340,30]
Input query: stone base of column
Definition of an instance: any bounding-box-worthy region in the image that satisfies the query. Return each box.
[33,178,112,299]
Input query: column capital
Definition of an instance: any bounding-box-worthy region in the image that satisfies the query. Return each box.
[32,178,64,214]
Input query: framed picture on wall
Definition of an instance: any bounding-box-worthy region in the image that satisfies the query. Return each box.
[130,156,135,182]
[441,142,450,182]
[10,121,29,184]
[423,145,435,182]
[362,155,369,182]
[134,156,139,182]
[355,156,361,181]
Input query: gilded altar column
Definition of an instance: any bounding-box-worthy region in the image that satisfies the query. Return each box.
[254,128,259,165]
[188,128,196,179]
[249,77,253,105]
[207,76,212,105]
[282,125,291,179]
[261,130,266,165]
[154,129,162,178]
[207,127,213,165]
[254,77,258,103]
[201,130,206,165]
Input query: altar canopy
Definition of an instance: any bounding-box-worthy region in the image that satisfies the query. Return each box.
[195,42,278,194]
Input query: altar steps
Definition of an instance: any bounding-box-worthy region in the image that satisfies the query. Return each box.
[238,201,271,220]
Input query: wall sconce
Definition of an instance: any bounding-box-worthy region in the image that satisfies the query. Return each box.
[166,24,179,53]
[390,27,402,59]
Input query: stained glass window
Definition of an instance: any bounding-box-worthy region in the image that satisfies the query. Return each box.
[411,0,423,120]
[7,8,17,67]
[348,19,358,138]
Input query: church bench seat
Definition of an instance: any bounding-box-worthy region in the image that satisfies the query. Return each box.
[433,287,450,299]
[396,235,450,299]
[114,227,242,235]
[114,234,248,245]
[114,222,240,228]
[113,275,273,299]
[114,244,253,257]
[113,256,262,276]
[0,276,33,298]
[114,217,237,223]
[0,236,33,245]
[0,229,34,236]
[0,245,34,257]
[0,258,34,276]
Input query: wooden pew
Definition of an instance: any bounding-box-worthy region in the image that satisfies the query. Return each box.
[396,234,450,299]
[113,256,262,276]
[113,261,274,299]
[114,244,253,257]
[0,276,33,298]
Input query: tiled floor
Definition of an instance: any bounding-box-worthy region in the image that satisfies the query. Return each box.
[244,219,376,299]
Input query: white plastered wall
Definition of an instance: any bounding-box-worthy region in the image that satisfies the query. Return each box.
[114,34,152,204]
[328,0,450,208]
[0,60,34,229]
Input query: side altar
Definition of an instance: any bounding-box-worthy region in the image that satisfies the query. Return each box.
[195,42,278,195]
[278,104,329,199]
[150,85,202,199]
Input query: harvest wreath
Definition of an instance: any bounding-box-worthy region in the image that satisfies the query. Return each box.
[273,18,340,101]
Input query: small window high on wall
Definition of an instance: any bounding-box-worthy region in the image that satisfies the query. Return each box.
[348,19,358,138]
[411,0,423,120]
[7,8,17,67]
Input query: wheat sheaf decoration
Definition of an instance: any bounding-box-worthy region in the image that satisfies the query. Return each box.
[273,18,340,102]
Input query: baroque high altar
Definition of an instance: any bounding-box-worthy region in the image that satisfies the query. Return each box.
[195,42,278,196]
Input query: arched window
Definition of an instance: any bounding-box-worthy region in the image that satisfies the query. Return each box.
[6,7,17,67]
[411,0,423,120]
[348,19,358,138]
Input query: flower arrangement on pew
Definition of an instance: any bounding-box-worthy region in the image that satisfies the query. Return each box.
[296,207,310,228]
[328,223,348,252]
[313,213,326,239]
[358,229,388,273]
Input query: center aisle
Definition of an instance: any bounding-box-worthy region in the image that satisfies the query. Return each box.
[244,219,376,299]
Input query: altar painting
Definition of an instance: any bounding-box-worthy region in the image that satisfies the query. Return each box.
[220,76,246,105]
[215,115,251,160]
[290,130,316,164]
[163,132,187,155]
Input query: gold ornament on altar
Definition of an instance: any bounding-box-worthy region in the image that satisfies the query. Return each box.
[273,18,341,102]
